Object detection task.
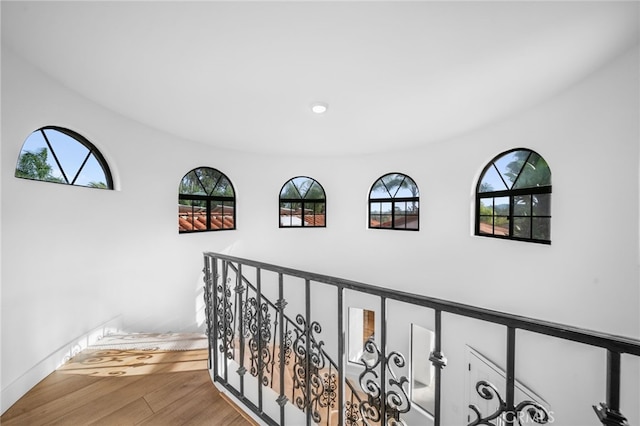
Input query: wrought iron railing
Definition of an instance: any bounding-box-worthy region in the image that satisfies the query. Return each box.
[203,252,640,426]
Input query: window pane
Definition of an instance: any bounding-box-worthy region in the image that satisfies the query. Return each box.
[212,175,234,197]
[532,218,551,240]
[222,201,235,229]
[280,201,302,227]
[179,200,207,232]
[394,176,419,198]
[303,202,325,226]
[370,202,382,215]
[292,177,312,198]
[479,198,494,215]
[305,181,325,200]
[381,173,404,197]
[73,153,109,188]
[15,131,65,183]
[479,165,507,192]
[493,216,510,236]
[514,195,531,216]
[43,128,90,181]
[370,179,390,199]
[478,216,494,234]
[393,201,418,229]
[280,180,300,199]
[494,150,528,189]
[194,168,222,195]
[494,197,509,217]
[532,193,551,216]
[180,171,206,195]
[514,152,551,189]
[380,202,392,228]
[394,213,407,229]
[211,202,232,230]
[493,197,510,236]
[513,217,531,238]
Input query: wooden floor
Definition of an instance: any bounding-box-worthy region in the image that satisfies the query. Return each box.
[1,348,258,426]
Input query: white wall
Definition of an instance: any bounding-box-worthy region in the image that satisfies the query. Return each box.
[2,40,638,425]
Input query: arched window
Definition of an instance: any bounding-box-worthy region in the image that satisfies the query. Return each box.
[15,126,113,189]
[279,176,326,227]
[179,167,235,233]
[476,148,551,244]
[369,173,419,230]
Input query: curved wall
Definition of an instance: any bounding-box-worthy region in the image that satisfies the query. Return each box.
[2,44,638,423]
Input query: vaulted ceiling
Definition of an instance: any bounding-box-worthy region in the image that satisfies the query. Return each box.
[2,1,638,156]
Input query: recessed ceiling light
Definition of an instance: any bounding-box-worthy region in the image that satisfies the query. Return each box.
[311,102,328,114]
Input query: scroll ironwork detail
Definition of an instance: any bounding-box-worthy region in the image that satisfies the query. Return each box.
[292,314,337,423]
[468,380,550,426]
[358,338,411,426]
[215,275,235,359]
[242,296,272,385]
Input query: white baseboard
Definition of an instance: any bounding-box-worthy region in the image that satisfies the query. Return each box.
[1,316,122,415]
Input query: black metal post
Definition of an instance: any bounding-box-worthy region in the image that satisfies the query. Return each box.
[593,350,628,426]
[211,258,218,377]
[337,286,345,426]
[380,296,387,423]
[222,261,229,383]
[237,264,246,394]
[505,327,516,426]
[256,267,264,413]
[276,273,287,425]
[607,350,621,411]
[305,279,312,426]
[429,309,448,426]
[203,256,212,370]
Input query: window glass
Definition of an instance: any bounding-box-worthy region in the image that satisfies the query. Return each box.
[179,167,235,233]
[15,126,113,189]
[476,149,551,243]
[279,176,326,228]
[368,173,419,231]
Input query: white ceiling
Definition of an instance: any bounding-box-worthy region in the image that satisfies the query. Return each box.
[2,1,638,156]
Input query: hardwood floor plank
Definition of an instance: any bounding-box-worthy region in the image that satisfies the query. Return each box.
[47,373,191,425]
[0,374,92,421]
[88,398,154,426]
[0,347,256,426]
[1,375,145,426]
[141,370,211,413]
[137,381,230,425]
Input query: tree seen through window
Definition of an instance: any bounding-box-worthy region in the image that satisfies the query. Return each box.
[279,176,326,227]
[15,126,113,189]
[476,148,551,243]
[179,167,236,232]
[369,173,419,230]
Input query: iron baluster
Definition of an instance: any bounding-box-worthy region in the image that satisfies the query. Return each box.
[593,350,629,426]
[276,273,288,424]
[429,309,447,426]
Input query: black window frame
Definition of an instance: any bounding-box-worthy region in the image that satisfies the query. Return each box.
[475,148,552,244]
[279,176,326,228]
[368,172,420,231]
[15,126,114,189]
[179,167,236,233]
